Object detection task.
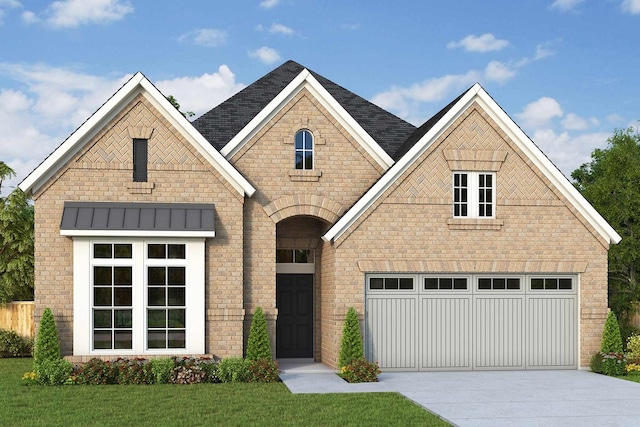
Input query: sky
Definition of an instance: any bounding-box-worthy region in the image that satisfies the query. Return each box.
[1,0,639,194]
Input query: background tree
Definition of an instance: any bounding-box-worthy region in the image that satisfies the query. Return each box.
[166,95,195,119]
[0,162,34,303]
[572,127,640,330]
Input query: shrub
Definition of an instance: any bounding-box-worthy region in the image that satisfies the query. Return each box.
[340,358,381,383]
[601,311,623,353]
[33,307,61,367]
[150,358,174,384]
[217,357,249,383]
[591,352,626,376]
[627,363,640,373]
[114,358,153,385]
[0,328,30,357]
[170,357,219,384]
[246,307,272,360]
[247,358,280,383]
[75,358,118,385]
[338,307,364,368]
[35,358,73,385]
[626,334,640,358]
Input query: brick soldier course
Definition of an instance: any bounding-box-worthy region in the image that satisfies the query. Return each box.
[20,61,620,369]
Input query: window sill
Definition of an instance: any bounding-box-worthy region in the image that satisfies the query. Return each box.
[127,182,155,194]
[447,218,504,230]
[289,169,322,182]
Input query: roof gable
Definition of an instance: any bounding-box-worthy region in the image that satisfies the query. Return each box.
[322,83,621,246]
[192,60,416,166]
[19,73,255,198]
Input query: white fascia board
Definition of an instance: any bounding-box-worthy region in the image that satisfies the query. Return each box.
[472,88,621,245]
[61,229,216,238]
[19,72,255,198]
[136,78,255,198]
[19,73,146,194]
[220,69,394,170]
[323,86,479,243]
[323,83,621,245]
[221,70,311,159]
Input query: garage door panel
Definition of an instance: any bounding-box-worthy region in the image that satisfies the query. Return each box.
[420,296,471,370]
[366,297,417,370]
[474,297,524,369]
[527,296,577,368]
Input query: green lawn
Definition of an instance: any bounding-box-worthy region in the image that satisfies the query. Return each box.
[617,372,640,384]
[0,358,450,427]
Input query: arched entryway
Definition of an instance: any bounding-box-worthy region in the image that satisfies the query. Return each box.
[275,216,330,359]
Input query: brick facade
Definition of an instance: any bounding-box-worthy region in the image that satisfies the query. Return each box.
[27,71,613,370]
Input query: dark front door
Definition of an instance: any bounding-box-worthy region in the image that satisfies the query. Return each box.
[276,274,313,358]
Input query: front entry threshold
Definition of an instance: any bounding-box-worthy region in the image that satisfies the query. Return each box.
[277,359,336,374]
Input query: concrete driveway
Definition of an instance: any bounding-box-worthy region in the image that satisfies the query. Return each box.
[279,362,640,427]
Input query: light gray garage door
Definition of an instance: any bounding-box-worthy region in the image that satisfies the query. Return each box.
[365,274,577,371]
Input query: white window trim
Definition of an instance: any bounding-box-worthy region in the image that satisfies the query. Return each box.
[73,237,205,356]
[453,171,496,219]
[294,129,314,170]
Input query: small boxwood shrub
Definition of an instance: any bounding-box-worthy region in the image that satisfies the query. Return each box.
[150,358,174,384]
[217,357,249,383]
[0,328,31,357]
[35,358,73,385]
[247,358,280,383]
[340,358,381,383]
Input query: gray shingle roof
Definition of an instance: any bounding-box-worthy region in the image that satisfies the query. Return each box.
[60,202,215,233]
[192,60,417,158]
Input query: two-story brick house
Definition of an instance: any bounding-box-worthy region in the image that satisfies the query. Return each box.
[19,60,620,370]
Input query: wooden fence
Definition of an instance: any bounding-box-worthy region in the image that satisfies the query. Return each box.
[0,301,34,338]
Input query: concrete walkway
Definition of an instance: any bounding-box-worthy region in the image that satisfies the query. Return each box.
[278,361,640,427]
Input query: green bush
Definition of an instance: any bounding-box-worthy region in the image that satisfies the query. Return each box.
[35,358,73,385]
[0,328,30,357]
[115,358,154,385]
[590,352,603,373]
[626,334,640,358]
[217,357,249,383]
[75,358,117,385]
[340,358,381,383]
[601,311,623,353]
[150,358,174,384]
[338,307,364,368]
[33,307,61,367]
[591,352,627,376]
[247,358,280,383]
[246,307,272,360]
[170,357,219,384]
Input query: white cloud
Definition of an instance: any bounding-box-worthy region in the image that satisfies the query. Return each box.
[248,46,281,64]
[260,0,280,9]
[178,28,227,48]
[622,0,640,14]
[30,0,134,28]
[0,0,20,25]
[561,113,599,131]
[0,63,247,194]
[484,61,516,84]
[341,23,361,30]
[516,97,564,129]
[156,66,245,116]
[550,0,584,12]
[21,10,39,24]
[532,129,609,176]
[269,23,294,35]
[447,33,509,53]
[371,71,479,121]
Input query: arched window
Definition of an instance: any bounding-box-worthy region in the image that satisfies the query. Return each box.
[294,130,313,170]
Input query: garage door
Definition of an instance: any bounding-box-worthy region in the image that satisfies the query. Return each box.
[365,274,577,371]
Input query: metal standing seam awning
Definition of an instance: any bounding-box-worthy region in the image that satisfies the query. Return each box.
[60,202,216,237]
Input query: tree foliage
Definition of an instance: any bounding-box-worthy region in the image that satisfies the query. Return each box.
[246,307,272,360]
[572,127,640,322]
[166,95,195,119]
[338,307,364,368]
[0,162,34,303]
